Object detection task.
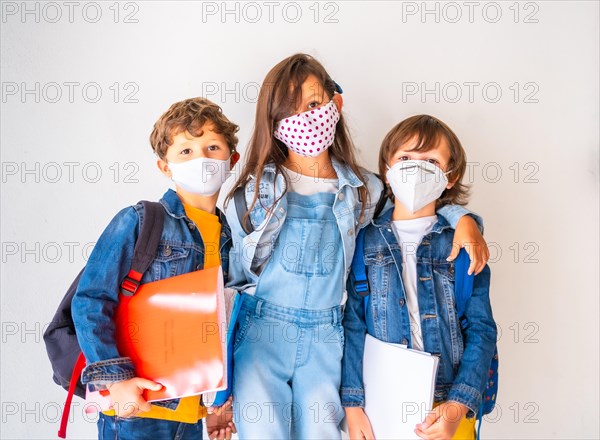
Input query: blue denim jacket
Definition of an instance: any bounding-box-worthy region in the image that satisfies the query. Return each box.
[340,207,496,417]
[71,189,231,389]
[225,160,481,299]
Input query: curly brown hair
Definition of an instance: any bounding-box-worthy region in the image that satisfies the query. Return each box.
[379,114,470,209]
[150,97,239,160]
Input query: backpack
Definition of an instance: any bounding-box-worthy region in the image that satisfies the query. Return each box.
[43,201,164,438]
[351,227,499,437]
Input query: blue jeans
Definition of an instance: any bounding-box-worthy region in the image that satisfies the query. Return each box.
[97,413,203,440]
[232,295,345,439]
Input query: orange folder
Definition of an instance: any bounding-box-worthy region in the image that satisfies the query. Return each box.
[87,265,227,407]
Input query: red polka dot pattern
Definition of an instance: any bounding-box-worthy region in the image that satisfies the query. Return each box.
[273,100,340,157]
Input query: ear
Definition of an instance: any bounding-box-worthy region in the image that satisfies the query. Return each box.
[230,151,240,168]
[157,158,172,178]
[332,93,343,113]
[446,176,457,190]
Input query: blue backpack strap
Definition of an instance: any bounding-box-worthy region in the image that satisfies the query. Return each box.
[453,248,486,437]
[454,248,475,326]
[351,228,370,315]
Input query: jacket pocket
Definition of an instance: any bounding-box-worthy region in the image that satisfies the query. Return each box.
[149,243,190,281]
[364,250,394,294]
[363,250,394,334]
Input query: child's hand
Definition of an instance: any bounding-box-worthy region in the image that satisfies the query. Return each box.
[206,396,236,440]
[344,407,375,440]
[106,377,163,417]
[414,401,469,440]
[447,216,489,275]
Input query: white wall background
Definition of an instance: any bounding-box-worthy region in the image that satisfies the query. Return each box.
[1,1,598,438]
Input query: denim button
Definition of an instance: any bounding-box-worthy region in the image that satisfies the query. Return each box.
[163,246,172,257]
[196,264,202,270]
[376,253,383,262]
[348,229,354,236]
[188,223,196,230]
[399,298,405,307]
[401,338,409,345]
[338,193,345,201]
[221,232,227,237]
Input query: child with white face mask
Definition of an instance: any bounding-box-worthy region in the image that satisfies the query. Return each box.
[225,54,490,439]
[342,114,497,440]
[72,97,239,440]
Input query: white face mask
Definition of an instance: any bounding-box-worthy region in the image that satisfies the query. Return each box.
[273,99,340,157]
[386,160,451,213]
[168,156,231,196]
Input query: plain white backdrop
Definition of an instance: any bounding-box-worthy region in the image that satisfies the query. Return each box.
[1,1,598,438]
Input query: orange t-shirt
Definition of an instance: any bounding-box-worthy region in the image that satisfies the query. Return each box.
[183,203,222,269]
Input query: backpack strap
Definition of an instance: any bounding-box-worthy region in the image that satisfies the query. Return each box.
[233,186,253,235]
[352,228,369,295]
[454,248,474,326]
[351,228,370,316]
[58,352,86,438]
[120,201,165,296]
[452,248,487,435]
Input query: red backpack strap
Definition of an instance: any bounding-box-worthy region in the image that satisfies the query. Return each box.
[58,352,86,438]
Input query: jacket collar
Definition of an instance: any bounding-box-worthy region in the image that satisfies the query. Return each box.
[159,189,229,232]
[372,206,453,235]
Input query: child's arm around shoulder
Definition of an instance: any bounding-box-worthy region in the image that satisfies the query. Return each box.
[438,205,489,275]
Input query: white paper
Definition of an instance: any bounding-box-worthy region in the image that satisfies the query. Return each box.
[363,334,439,440]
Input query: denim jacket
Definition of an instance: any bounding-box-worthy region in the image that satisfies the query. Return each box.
[340,207,496,417]
[225,160,482,300]
[71,189,231,389]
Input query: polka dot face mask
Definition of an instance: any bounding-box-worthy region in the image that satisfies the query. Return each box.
[274,99,340,157]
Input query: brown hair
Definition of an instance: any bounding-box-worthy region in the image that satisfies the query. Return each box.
[149,97,239,160]
[226,53,369,222]
[378,114,470,208]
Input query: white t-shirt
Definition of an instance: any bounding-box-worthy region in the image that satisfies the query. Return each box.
[282,165,338,195]
[391,215,438,352]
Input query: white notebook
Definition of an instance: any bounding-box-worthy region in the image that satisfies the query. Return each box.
[363,334,439,440]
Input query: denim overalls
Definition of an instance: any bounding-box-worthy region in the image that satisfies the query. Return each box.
[233,191,346,439]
